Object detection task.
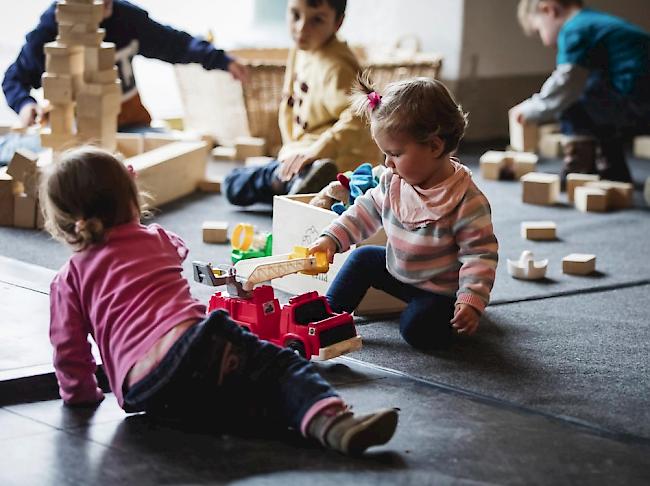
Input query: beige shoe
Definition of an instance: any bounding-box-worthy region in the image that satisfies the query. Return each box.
[308,406,399,455]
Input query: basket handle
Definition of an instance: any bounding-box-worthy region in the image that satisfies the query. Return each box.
[392,35,421,56]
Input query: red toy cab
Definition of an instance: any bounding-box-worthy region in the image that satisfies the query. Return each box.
[207,285,361,360]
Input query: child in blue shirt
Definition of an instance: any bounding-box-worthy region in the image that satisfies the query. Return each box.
[511,0,650,183]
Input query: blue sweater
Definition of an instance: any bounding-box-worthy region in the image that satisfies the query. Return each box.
[2,0,232,115]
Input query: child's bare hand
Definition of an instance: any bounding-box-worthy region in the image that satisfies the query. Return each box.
[308,236,337,263]
[227,60,249,83]
[450,304,480,335]
[278,152,315,181]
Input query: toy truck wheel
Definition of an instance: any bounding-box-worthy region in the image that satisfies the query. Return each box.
[286,339,306,358]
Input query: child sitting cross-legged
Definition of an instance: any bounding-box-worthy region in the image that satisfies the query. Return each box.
[310,74,499,350]
[41,146,397,455]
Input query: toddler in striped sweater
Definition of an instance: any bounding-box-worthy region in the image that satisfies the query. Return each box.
[309,74,499,350]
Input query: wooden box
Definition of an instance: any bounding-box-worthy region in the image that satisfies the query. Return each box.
[271,194,406,316]
[521,172,559,206]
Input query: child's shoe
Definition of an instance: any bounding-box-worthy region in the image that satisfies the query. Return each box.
[288,158,338,195]
[560,135,597,189]
[307,405,399,455]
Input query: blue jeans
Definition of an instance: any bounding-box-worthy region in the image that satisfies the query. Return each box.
[0,132,42,165]
[327,246,456,350]
[123,310,338,431]
[224,159,286,206]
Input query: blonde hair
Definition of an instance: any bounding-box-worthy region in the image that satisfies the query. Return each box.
[350,71,468,155]
[517,0,583,35]
[40,146,146,251]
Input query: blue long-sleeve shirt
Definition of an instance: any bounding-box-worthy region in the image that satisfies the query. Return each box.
[3,0,232,117]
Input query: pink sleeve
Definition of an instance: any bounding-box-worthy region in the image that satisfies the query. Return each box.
[50,269,104,405]
[151,224,189,260]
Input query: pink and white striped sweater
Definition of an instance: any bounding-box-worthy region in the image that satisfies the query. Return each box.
[322,161,498,313]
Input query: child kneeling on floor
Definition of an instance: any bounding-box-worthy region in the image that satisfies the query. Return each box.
[41,147,397,455]
[310,74,499,350]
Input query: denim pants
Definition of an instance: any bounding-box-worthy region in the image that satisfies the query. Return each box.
[224,159,285,206]
[560,71,650,139]
[327,246,456,350]
[123,310,338,431]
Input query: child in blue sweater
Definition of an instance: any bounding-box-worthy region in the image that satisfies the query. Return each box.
[511,0,650,183]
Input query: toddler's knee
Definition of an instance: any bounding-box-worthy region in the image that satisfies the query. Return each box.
[399,318,452,351]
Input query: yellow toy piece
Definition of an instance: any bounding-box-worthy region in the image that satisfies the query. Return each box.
[289,246,329,275]
[231,223,255,251]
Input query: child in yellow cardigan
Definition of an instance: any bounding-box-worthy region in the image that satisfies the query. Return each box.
[225,0,378,206]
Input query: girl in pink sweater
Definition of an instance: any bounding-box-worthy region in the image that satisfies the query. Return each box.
[310,74,499,350]
[41,146,397,455]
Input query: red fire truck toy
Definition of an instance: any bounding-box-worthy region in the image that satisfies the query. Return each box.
[193,247,362,360]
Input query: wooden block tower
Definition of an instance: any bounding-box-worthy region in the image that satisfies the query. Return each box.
[41,0,121,153]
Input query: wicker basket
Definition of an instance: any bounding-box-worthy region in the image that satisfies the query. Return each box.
[175,46,442,155]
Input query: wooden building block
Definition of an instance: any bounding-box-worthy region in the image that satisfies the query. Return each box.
[234,136,266,160]
[566,173,600,203]
[42,73,74,104]
[521,221,556,240]
[116,133,145,158]
[85,66,118,84]
[76,85,121,118]
[202,221,229,243]
[126,141,209,207]
[509,110,539,152]
[7,149,38,182]
[574,186,608,212]
[520,172,559,205]
[40,128,78,151]
[0,170,17,227]
[584,180,634,209]
[479,151,505,180]
[84,43,116,72]
[245,156,274,167]
[512,152,538,179]
[45,50,83,76]
[57,28,105,47]
[56,0,104,24]
[143,133,178,151]
[633,136,650,159]
[212,146,236,161]
[538,133,564,158]
[14,193,37,229]
[44,41,83,57]
[562,253,596,275]
[48,104,75,134]
[198,176,222,193]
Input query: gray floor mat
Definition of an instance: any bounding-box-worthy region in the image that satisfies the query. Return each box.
[350,284,650,440]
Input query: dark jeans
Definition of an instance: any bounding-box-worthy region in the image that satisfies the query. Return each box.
[224,159,285,206]
[123,310,338,431]
[327,246,456,350]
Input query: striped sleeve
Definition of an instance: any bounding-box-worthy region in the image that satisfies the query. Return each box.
[321,179,385,252]
[452,190,499,313]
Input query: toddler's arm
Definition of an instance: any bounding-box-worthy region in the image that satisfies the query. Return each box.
[514,64,589,123]
[50,273,104,406]
[320,182,384,253]
[453,191,499,315]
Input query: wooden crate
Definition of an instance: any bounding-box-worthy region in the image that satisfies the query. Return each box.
[270,194,406,316]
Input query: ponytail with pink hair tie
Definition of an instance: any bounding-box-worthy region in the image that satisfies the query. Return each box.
[367,91,382,110]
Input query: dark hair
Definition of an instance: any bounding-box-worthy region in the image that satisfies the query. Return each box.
[351,71,468,156]
[40,146,145,251]
[306,0,346,19]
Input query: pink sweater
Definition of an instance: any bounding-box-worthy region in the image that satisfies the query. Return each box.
[323,162,498,313]
[49,222,206,407]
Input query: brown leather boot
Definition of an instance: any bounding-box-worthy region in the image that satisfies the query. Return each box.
[560,136,598,189]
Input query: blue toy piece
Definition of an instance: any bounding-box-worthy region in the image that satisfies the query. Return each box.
[332,162,378,215]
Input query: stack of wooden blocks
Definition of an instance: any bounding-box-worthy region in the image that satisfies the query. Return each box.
[42,0,120,153]
[1,149,43,229]
[479,150,538,180]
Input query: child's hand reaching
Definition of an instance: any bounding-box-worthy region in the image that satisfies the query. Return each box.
[450,304,480,335]
[308,236,337,264]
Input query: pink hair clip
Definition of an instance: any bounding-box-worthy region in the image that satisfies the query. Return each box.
[126,164,137,178]
[367,91,382,110]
